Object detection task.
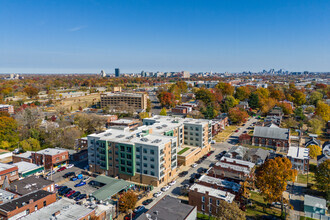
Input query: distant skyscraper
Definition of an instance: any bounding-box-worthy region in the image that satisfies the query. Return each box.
[182,71,190,78]
[100,70,106,77]
[115,68,120,77]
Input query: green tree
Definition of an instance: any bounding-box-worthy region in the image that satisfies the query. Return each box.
[20,138,40,151]
[195,88,215,105]
[305,106,315,114]
[315,160,330,200]
[308,117,325,135]
[294,107,305,120]
[307,145,322,159]
[315,101,330,121]
[215,82,234,96]
[160,108,167,116]
[248,93,260,109]
[0,116,19,146]
[202,105,218,119]
[309,91,323,106]
[235,86,250,101]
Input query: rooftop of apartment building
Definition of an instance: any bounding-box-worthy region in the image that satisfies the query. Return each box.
[101,92,145,98]
[137,195,196,220]
[220,157,255,169]
[0,163,17,172]
[110,119,138,124]
[190,183,235,203]
[287,147,310,160]
[34,148,68,156]
[198,175,241,192]
[144,115,210,127]
[19,197,95,220]
[0,190,52,212]
[9,176,54,195]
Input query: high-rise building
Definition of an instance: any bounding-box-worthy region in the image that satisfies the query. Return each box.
[100,70,106,77]
[115,68,120,77]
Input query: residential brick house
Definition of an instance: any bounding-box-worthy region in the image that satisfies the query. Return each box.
[286,147,310,173]
[0,163,19,186]
[252,126,290,151]
[211,117,229,136]
[189,184,235,216]
[31,148,69,170]
[12,151,33,163]
[209,157,255,182]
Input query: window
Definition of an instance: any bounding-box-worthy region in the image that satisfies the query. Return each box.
[150,171,155,176]
[136,148,140,152]
[195,127,199,131]
[196,132,199,136]
[143,156,147,161]
[127,147,132,153]
[150,164,154,169]
[150,157,154,162]
[209,206,212,212]
[62,155,65,159]
[209,198,212,203]
[43,201,47,207]
[35,205,38,211]
[120,153,125,158]
[217,200,220,206]
[144,170,148,174]
[143,149,147,153]
[56,157,59,161]
[136,155,140,159]
[11,171,16,176]
[136,168,140,172]
[121,167,125,172]
[127,161,132,166]
[201,204,205,211]
[121,160,125,165]
[143,163,147,168]
[196,138,199,141]
[127,154,132,159]
[150,150,155,155]
[120,146,125,151]
[202,196,205,202]
[26,209,30,215]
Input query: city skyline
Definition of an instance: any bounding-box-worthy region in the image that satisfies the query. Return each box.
[1,0,330,73]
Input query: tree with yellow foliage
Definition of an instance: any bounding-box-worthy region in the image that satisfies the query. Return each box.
[315,101,330,121]
[307,145,322,159]
[256,157,297,207]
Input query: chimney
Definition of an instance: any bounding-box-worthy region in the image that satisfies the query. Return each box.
[205,191,209,195]
[29,199,34,203]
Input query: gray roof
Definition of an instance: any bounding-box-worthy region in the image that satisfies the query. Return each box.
[304,195,327,210]
[0,189,16,203]
[253,126,289,140]
[137,196,196,220]
[245,148,270,161]
[9,176,54,195]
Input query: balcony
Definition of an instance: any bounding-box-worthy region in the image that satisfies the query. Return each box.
[171,156,176,161]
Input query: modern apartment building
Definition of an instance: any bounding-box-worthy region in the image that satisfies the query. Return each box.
[88,116,212,186]
[100,92,148,110]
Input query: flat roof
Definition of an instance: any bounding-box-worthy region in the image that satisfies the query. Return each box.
[35,148,68,156]
[9,176,54,195]
[287,147,309,160]
[220,157,255,168]
[14,151,32,159]
[110,119,137,124]
[14,161,42,173]
[190,184,235,203]
[91,176,134,201]
[137,195,196,220]
[20,198,95,220]
[0,189,16,204]
[101,92,145,98]
[0,190,52,212]
[198,175,241,192]
[0,163,17,172]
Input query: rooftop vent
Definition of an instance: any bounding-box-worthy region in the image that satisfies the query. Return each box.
[116,135,125,138]
[141,138,149,142]
[152,139,162,144]
[104,133,112,137]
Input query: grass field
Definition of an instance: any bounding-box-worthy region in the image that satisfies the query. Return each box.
[178,147,190,155]
[213,125,238,142]
[54,93,101,111]
[296,164,316,185]
[197,212,217,220]
[246,191,282,219]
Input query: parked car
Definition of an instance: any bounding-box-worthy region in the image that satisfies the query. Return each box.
[161,186,170,192]
[46,170,55,176]
[75,181,86,187]
[142,199,153,206]
[153,191,162,198]
[63,172,75,178]
[169,180,176,186]
[235,130,239,132]
[124,213,136,220]
[77,174,83,179]
[191,163,197,168]
[134,206,145,213]
[179,171,188,177]
[83,176,90,181]
[58,186,68,192]
[75,194,87,201]
[65,190,75,197]
[66,164,74,169]
[60,188,72,196]
[69,191,81,199]
[57,167,67,172]
[70,176,78,181]
[189,177,195,183]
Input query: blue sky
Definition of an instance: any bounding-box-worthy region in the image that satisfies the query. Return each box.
[0,0,329,73]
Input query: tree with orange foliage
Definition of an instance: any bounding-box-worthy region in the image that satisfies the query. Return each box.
[119,190,138,213]
[157,91,175,108]
[260,98,277,114]
[23,86,39,98]
[228,107,249,124]
[278,102,293,115]
[256,157,297,205]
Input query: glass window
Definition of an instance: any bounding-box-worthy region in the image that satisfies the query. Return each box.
[136,168,140,172]
[136,155,140,159]
[143,149,147,153]
[201,204,205,211]
[150,150,155,155]
[127,147,132,153]
[120,160,125,165]
[209,198,212,203]
[127,154,132,159]
[43,201,46,207]
[120,146,125,151]
[150,171,155,176]
[136,148,140,152]
[144,170,148,174]
[120,153,125,158]
[202,196,205,202]
[121,167,125,172]
[143,156,147,161]
[143,163,147,168]
[150,164,154,169]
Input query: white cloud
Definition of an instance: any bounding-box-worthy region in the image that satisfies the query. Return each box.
[69,25,87,32]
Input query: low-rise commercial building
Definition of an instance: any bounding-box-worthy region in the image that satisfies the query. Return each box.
[0,190,56,220]
[14,161,44,178]
[9,176,54,195]
[0,163,19,186]
[107,119,140,130]
[198,175,241,196]
[31,148,69,170]
[137,195,197,220]
[12,151,33,163]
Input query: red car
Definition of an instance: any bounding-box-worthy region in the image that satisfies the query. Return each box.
[235,130,239,132]
[65,190,75,197]
[57,167,67,172]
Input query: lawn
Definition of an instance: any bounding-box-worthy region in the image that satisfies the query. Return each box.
[197,212,217,220]
[246,191,282,219]
[242,144,274,151]
[213,125,238,142]
[296,164,316,185]
[178,147,190,155]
